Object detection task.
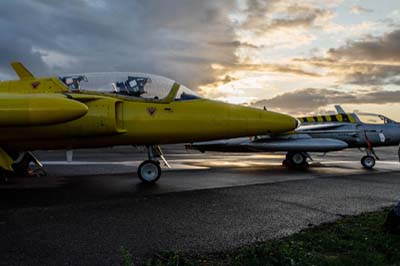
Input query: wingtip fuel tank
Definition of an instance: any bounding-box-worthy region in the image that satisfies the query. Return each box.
[0,94,88,126]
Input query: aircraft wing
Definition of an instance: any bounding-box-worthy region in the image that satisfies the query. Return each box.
[189,135,348,153]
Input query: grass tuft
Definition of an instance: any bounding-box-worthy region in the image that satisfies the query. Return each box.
[120,246,134,266]
[138,209,400,266]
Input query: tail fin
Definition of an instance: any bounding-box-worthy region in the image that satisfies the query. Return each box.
[10,62,35,80]
[335,105,346,114]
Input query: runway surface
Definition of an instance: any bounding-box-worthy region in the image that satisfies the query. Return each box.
[1,146,400,265]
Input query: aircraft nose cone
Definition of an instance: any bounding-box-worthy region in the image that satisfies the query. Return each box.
[192,100,298,141]
[230,105,297,136]
[256,111,298,134]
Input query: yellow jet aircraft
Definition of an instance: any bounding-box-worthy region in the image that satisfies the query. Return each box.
[0,62,297,183]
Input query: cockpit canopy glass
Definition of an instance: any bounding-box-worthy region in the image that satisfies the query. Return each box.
[356,113,397,125]
[59,72,201,101]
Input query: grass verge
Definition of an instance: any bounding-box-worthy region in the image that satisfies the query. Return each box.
[130,209,400,266]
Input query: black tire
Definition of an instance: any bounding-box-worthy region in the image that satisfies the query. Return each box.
[33,168,47,177]
[287,152,307,166]
[361,156,375,169]
[138,160,161,184]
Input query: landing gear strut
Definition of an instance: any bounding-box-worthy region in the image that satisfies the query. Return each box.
[283,152,309,168]
[137,146,170,184]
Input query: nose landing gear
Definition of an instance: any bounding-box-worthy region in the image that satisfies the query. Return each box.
[137,145,170,184]
[138,160,161,183]
[360,148,379,170]
[361,155,375,169]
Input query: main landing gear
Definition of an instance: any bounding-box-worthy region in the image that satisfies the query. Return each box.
[282,152,310,168]
[0,151,47,184]
[360,148,379,170]
[137,145,170,184]
[12,152,47,177]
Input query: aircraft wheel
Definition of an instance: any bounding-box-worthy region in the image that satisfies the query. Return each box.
[32,168,47,177]
[288,152,307,167]
[138,160,161,184]
[361,156,375,169]
[0,169,10,184]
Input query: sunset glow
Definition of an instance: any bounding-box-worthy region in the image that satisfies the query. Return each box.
[0,0,399,120]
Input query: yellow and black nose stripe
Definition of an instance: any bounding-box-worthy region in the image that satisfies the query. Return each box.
[298,114,356,123]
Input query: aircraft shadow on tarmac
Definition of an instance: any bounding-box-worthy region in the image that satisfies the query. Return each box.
[0,160,386,211]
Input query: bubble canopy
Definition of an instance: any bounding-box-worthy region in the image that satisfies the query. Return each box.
[356,113,397,125]
[59,72,201,101]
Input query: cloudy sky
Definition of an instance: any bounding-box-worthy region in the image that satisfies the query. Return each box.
[1,0,400,119]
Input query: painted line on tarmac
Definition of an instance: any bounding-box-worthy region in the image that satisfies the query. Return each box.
[43,161,140,165]
[43,160,399,165]
[42,161,208,170]
[323,160,399,165]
